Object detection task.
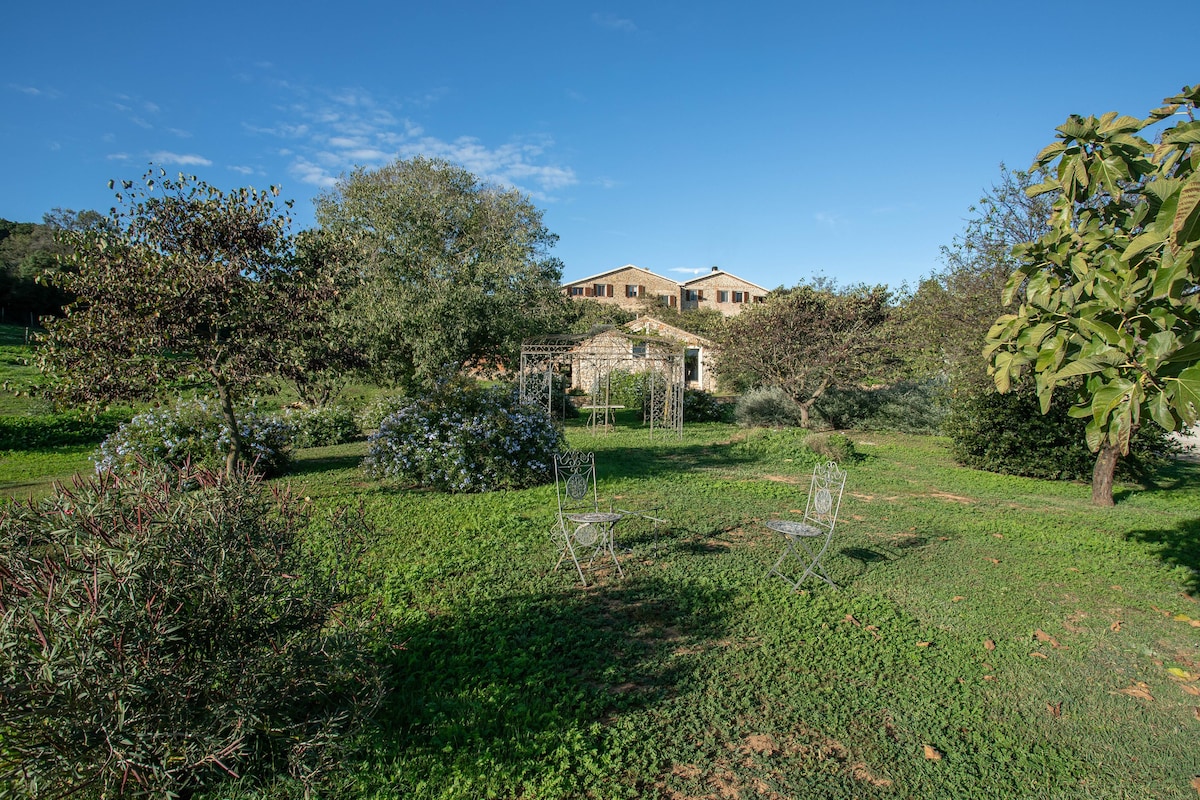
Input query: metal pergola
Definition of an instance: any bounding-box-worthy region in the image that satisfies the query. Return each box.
[519,327,685,438]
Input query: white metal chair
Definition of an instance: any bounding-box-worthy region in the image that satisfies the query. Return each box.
[552,450,626,586]
[764,461,846,590]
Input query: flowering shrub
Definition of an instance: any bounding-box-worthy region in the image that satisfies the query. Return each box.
[94,397,292,476]
[280,403,360,448]
[357,392,408,433]
[364,383,564,492]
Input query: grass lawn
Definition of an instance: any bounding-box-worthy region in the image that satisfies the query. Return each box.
[2,351,1198,797]
[259,418,1199,799]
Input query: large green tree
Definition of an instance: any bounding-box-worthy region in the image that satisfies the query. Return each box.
[39,170,332,474]
[716,282,893,427]
[315,156,568,389]
[985,84,1200,506]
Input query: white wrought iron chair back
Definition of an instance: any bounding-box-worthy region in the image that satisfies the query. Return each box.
[802,460,845,535]
[552,450,626,585]
[554,450,601,519]
[764,460,847,590]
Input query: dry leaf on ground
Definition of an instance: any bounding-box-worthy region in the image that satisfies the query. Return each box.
[984,639,996,651]
[1034,629,1064,648]
[1117,683,1154,702]
[1030,651,1049,659]
[923,745,942,761]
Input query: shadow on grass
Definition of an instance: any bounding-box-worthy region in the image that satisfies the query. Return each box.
[1126,517,1200,596]
[368,576,734,792]
[286,452,364,477]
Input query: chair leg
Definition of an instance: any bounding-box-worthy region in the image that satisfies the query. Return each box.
[768,535,837,590]
[552,526,589,586]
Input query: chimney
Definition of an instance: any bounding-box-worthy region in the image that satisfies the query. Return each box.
[711,265,719,272]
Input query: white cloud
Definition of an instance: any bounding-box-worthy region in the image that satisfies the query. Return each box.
[290,158,338,188]
[669,267,708,275]
[230,165,255,175]
[814,212,846,229]
[248,84,576,200]
[148,151,213,167]
[591,13,637,32]
[107,152,130,161]
[168,127,192,138]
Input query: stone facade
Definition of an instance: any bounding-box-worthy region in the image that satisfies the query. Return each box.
[680,269,769,316]
[563,264,768,317]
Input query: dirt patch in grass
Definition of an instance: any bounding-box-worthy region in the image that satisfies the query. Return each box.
[927,491,976,504]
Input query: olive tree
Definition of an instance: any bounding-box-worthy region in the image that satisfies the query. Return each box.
[38,170,332,474]
[716,282,893,427]
[315,156,568,390]
[985,84,1200,505]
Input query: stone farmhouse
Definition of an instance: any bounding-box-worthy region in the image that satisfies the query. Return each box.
[562,265,770,317]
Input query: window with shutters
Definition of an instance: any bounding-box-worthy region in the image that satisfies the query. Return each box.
[733,291,744,303]
[570,287,584,296]
[717,290,729,303]
[625,284,638,298]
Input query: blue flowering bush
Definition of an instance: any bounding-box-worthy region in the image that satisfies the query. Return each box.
[356,392,408,433]
[363,382,564,492]
[95,397,292,476]
[280,404,360,448]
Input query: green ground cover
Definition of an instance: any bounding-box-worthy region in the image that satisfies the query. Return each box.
[3,334,1198,797]
[261,417,1198,799]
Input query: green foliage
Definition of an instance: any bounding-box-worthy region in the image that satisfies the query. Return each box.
[632,301,729,340]
[718,282,894,426]
[682,388,731,423]
[562,298,636,333]
[37,170,345,474]
[802,430,859,462]
[985,84,1200,503]
[0,465,384,798]
[363,382,564,492]
[95,397,292,477]
[279,403,360,448]
[814,379,950,434]
[734,385,805,427]
[605,368,660,410]
[316,156,568,390]
[0,210,101,321]
[0,409,129,450]
[945,384,1174,481]
[356,391,408,433]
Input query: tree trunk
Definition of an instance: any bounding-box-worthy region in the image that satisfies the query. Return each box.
[214,376,246,477]
[1091,441,1120,507]
[798,401,812,428]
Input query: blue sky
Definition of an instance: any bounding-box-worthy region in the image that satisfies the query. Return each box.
[2,1,1196,291]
